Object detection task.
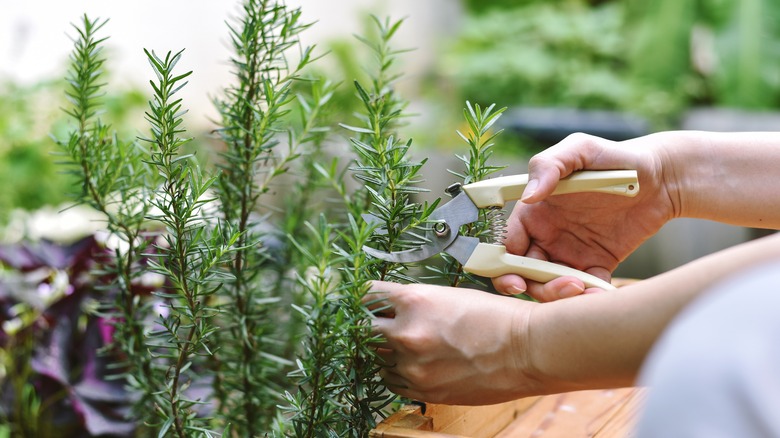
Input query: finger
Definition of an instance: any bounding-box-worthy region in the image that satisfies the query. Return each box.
[371,315,399,350]
[379,367,410,390]
[525,276,586,302]
[495,243,549,298]
[503,204,531,254]
[524,244,550,261]
[493,243,548,296]
[363,281,398,316]
[362,287,389,306]
[491,274,528,296]
[368,329,391,348]
[365,280,410,301]
[523,133,614,203]
[583,266,613,294]
[585,265,612,282]
[522,156,563,204]
[365,295,395,317]
[380,369,426,401]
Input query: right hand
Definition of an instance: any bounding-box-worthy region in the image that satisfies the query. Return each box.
[492,132,680,301]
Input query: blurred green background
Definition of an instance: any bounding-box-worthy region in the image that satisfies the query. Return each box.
[1,0,779,235]
[447,0,780,122]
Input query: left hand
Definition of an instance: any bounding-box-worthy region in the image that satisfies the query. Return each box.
[366,280,540,405]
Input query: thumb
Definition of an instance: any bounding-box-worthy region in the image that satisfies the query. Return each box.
[520,132,614,203]
[520,157,564,204]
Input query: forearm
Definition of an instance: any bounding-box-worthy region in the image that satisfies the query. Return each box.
[524,232,780,394]
[657,131,780,228]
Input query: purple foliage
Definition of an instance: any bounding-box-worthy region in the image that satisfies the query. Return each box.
[0,235,98,273]
[0,236,136,437]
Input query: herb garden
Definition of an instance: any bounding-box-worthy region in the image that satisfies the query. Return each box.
[0,2,508,436]
[3,0,780,436]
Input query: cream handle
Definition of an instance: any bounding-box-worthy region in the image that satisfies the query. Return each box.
[463,243,616,290]
[461,170,639,208]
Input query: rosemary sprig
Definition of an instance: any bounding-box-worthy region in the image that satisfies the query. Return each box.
[281,216,343,436]
[57,14,159,431]
[340,15,429,434]
[455,101,508,185]
[211,0,327,434]
[141,48,238,437]
[433,101,507,287]
[343,16,437,283]
[282,15,426,436]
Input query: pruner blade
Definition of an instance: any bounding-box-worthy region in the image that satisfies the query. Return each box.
[361,192,479,263]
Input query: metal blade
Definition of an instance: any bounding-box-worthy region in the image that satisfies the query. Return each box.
[361,213,388,235]
[427,191,479,225]
[363,244,439,263]
[362,192,481,263]
[442,235,480,266]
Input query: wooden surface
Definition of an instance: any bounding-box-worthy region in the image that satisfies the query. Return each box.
[494,388,646,438]
[370,388,646,438]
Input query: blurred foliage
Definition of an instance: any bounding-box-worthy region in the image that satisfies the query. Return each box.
[442,2,630,110]
[0,80,149,226]
[627,0,780,109]
[443,0,780,128]
[0,77,215,228]
[4,0,779,221]
[462,0,614,13]
[0,81,72,225]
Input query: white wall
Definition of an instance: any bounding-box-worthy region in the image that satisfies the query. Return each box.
[0,0,461,127]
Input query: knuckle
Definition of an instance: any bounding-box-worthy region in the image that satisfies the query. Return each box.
[398,284,427,303]
[396,328,435,354]
[400,363,431,386]
[527,152,555,170]
[563,131,594,144]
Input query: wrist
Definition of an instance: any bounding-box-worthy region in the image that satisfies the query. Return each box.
[518,299,586,395]
[508,300,549,397]
[648,130,702,220]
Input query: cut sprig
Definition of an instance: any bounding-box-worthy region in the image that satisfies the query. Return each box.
[429,101,508,288]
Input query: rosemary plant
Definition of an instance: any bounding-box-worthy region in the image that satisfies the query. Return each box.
[431,101,507,287]
[211,0,329,434]
[339,16,443,434]
[140,48,238,437]
[342,16,438,283]
[281,216,343,436]
[57,15,160,430]
[48,6,485,437]
[275,77,338,368]
[284,15,432,436]
[335,17,427,435]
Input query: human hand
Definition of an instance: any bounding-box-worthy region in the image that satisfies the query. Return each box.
[492,132,679,301]
[367,280,540,405]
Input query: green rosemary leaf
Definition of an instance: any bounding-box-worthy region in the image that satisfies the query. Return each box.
[339,123,375,134]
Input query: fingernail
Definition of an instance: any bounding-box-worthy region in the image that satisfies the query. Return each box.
[521,179,539,202]
[558,282,585,299]
[508,285,526,295]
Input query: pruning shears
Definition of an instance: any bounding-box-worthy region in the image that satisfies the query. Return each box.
[363,170,639,290]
